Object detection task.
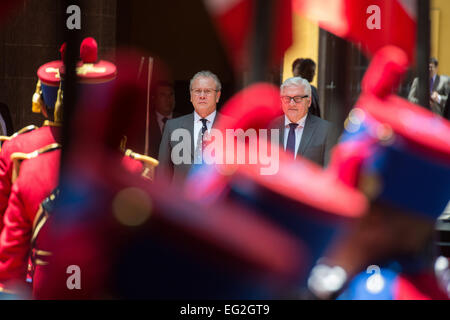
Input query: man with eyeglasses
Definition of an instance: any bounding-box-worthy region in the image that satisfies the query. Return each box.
[158,70,224,184]
[271,77,335,167]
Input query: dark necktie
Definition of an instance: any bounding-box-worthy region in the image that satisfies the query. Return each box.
[200,118,208,135]
[286,123,298,157]
[162,117,168,132]
[200,118,209,154]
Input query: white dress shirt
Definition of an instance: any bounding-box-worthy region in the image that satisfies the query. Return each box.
[194,110,216,150]
[283,114,307,158]
[156,111,173,133]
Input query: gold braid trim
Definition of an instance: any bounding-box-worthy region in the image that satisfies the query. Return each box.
[10,143,61,183]
[53,84,63,123]
[125,149,159,167]
[124,149,159,181]
[32,80,44,113]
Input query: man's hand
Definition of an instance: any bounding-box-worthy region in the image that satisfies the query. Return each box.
[431,91,441,104]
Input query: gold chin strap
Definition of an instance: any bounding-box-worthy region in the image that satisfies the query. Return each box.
[53,84,63,123]
[10,143,61,183]
[32,80,44,113]
[124,149,159,181]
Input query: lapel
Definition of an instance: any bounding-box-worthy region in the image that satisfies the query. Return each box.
[298,114,317,156]
[180,112,195,160]
[433,75,440,91]
[276,116,285,146]
[150,111,162,142]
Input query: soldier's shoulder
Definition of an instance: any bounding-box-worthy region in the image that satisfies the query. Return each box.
[0,125,39,146]
[11,143,61,176]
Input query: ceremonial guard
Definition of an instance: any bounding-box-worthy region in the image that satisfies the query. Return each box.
[306,46,450,300]
[0,44,65,231]
[0,143,61,297]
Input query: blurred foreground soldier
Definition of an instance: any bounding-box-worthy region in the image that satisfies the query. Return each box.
[33,51,305,299]
[270,77,335,167]
[185,82,368,295]
[408,57,449,116]
[0,44,65,232]
[306,46,450,300]
[0,37,123,298]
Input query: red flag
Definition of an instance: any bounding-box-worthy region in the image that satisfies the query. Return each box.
[293,0,417,64]
[204,0,293,70]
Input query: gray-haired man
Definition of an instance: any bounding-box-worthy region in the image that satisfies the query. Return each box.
[270,77,336,167]
[157,70,224,183]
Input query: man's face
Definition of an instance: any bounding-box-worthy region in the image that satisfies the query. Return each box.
[190,76,220,118]
[154,85,175,116]
[429,63,437,78]
[292,64,301,77]
[281,85,311,123]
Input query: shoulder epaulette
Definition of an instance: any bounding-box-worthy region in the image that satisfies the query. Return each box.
[125,149,159,181]
[0,125,39,144]
[12,125,39,139]
[10,143,61,183]
[125,149,159,167]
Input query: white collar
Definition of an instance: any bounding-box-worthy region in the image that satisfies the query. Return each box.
[284,114,307,128]
[194,110,216,123]
[156,111,173,121]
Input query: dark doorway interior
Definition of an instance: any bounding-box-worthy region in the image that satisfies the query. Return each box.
[116,0,236,116]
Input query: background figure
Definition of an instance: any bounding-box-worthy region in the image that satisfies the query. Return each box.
[408,57,449,116]
[270,77,335,167]
[0,103,14,136]
[443,91,450,121]
[147,81,178,159]
[293,58,321,118]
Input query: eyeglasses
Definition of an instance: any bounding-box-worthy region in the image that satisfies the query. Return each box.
[191,88,218,96]
[281,95,309,104]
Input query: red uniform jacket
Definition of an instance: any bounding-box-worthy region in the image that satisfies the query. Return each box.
[0,123,60,231]
[0,147,60,294]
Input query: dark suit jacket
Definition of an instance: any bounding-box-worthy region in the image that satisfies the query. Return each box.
[157,111,227,184]
[147,111,182,159]
[0,103,14,136]
[408,75,449,115]
[309,85,321,118]
[270,114,337,167]
[443,93,450,121]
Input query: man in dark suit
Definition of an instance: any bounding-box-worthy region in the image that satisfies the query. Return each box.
[408,57,449,116]
[270,77,336,167]
[293,58,321,118]
[0,103,13,136]
[158,70,223,183]
[147,81,177,158]
[444,92,450,121]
